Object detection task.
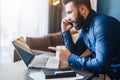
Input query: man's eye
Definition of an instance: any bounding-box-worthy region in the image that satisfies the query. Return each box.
[67,11,72,14]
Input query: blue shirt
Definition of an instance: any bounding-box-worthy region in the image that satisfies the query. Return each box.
[62,9,120,79]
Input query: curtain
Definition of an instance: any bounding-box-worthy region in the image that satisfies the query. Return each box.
[0,0,49,64]
[48,0,62,33]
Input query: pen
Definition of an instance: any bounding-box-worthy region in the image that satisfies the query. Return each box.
[55,70,75,75]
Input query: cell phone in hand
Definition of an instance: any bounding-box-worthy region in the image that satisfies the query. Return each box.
[68,22,73,27]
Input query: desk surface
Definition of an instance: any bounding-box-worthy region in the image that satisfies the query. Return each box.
[0,50,98,80]
[0,60,99,80]
[0,61,28,80]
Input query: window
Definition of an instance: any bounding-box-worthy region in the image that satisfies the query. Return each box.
[0,0,48,65]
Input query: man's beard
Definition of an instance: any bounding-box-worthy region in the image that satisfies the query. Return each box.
[74,12,84,30]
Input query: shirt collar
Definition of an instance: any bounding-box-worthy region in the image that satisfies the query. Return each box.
[82,9,97,32]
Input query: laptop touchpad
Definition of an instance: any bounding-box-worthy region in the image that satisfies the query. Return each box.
[46,57,59,69]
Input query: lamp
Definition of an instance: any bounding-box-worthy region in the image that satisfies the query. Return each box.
[53,0,60,6]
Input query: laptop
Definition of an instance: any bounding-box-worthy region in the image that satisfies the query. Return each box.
[12,36,60,69]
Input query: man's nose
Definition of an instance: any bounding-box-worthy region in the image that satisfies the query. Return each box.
[66,17,72,22]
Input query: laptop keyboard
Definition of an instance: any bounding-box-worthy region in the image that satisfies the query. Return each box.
[32,56,49,67]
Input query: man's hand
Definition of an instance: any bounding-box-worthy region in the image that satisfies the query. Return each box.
[61,17,73,32]
[48,46,70,61]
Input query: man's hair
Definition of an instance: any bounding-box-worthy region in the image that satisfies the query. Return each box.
[62,0,91,10]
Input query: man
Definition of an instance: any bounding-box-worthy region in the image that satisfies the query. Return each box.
[49,0,120,79]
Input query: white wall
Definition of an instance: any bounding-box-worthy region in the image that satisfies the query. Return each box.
[90,0,97,11]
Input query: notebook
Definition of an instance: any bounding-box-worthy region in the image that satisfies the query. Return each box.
[12,36,60,69]
[41,68,76,79]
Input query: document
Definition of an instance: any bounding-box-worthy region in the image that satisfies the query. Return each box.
[29,72,44,80]
[29,71,84,80]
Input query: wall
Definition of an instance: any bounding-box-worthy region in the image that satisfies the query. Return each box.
[98,0,120,21]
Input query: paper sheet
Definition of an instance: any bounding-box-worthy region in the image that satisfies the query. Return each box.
[29,71,84,80]
[29,72,45,80]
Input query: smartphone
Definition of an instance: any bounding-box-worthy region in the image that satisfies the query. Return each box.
[68,22,73,27]
[68,22,80,30]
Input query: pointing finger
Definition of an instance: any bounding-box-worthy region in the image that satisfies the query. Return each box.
[48,46,57,51]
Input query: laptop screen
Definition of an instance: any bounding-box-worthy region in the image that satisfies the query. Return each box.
[12,37,34,66]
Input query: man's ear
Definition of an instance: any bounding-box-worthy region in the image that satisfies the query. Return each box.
[79,4,85,15]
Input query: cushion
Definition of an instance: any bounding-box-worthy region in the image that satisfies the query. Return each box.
[49,32,63,47]
[26,36,50,51]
